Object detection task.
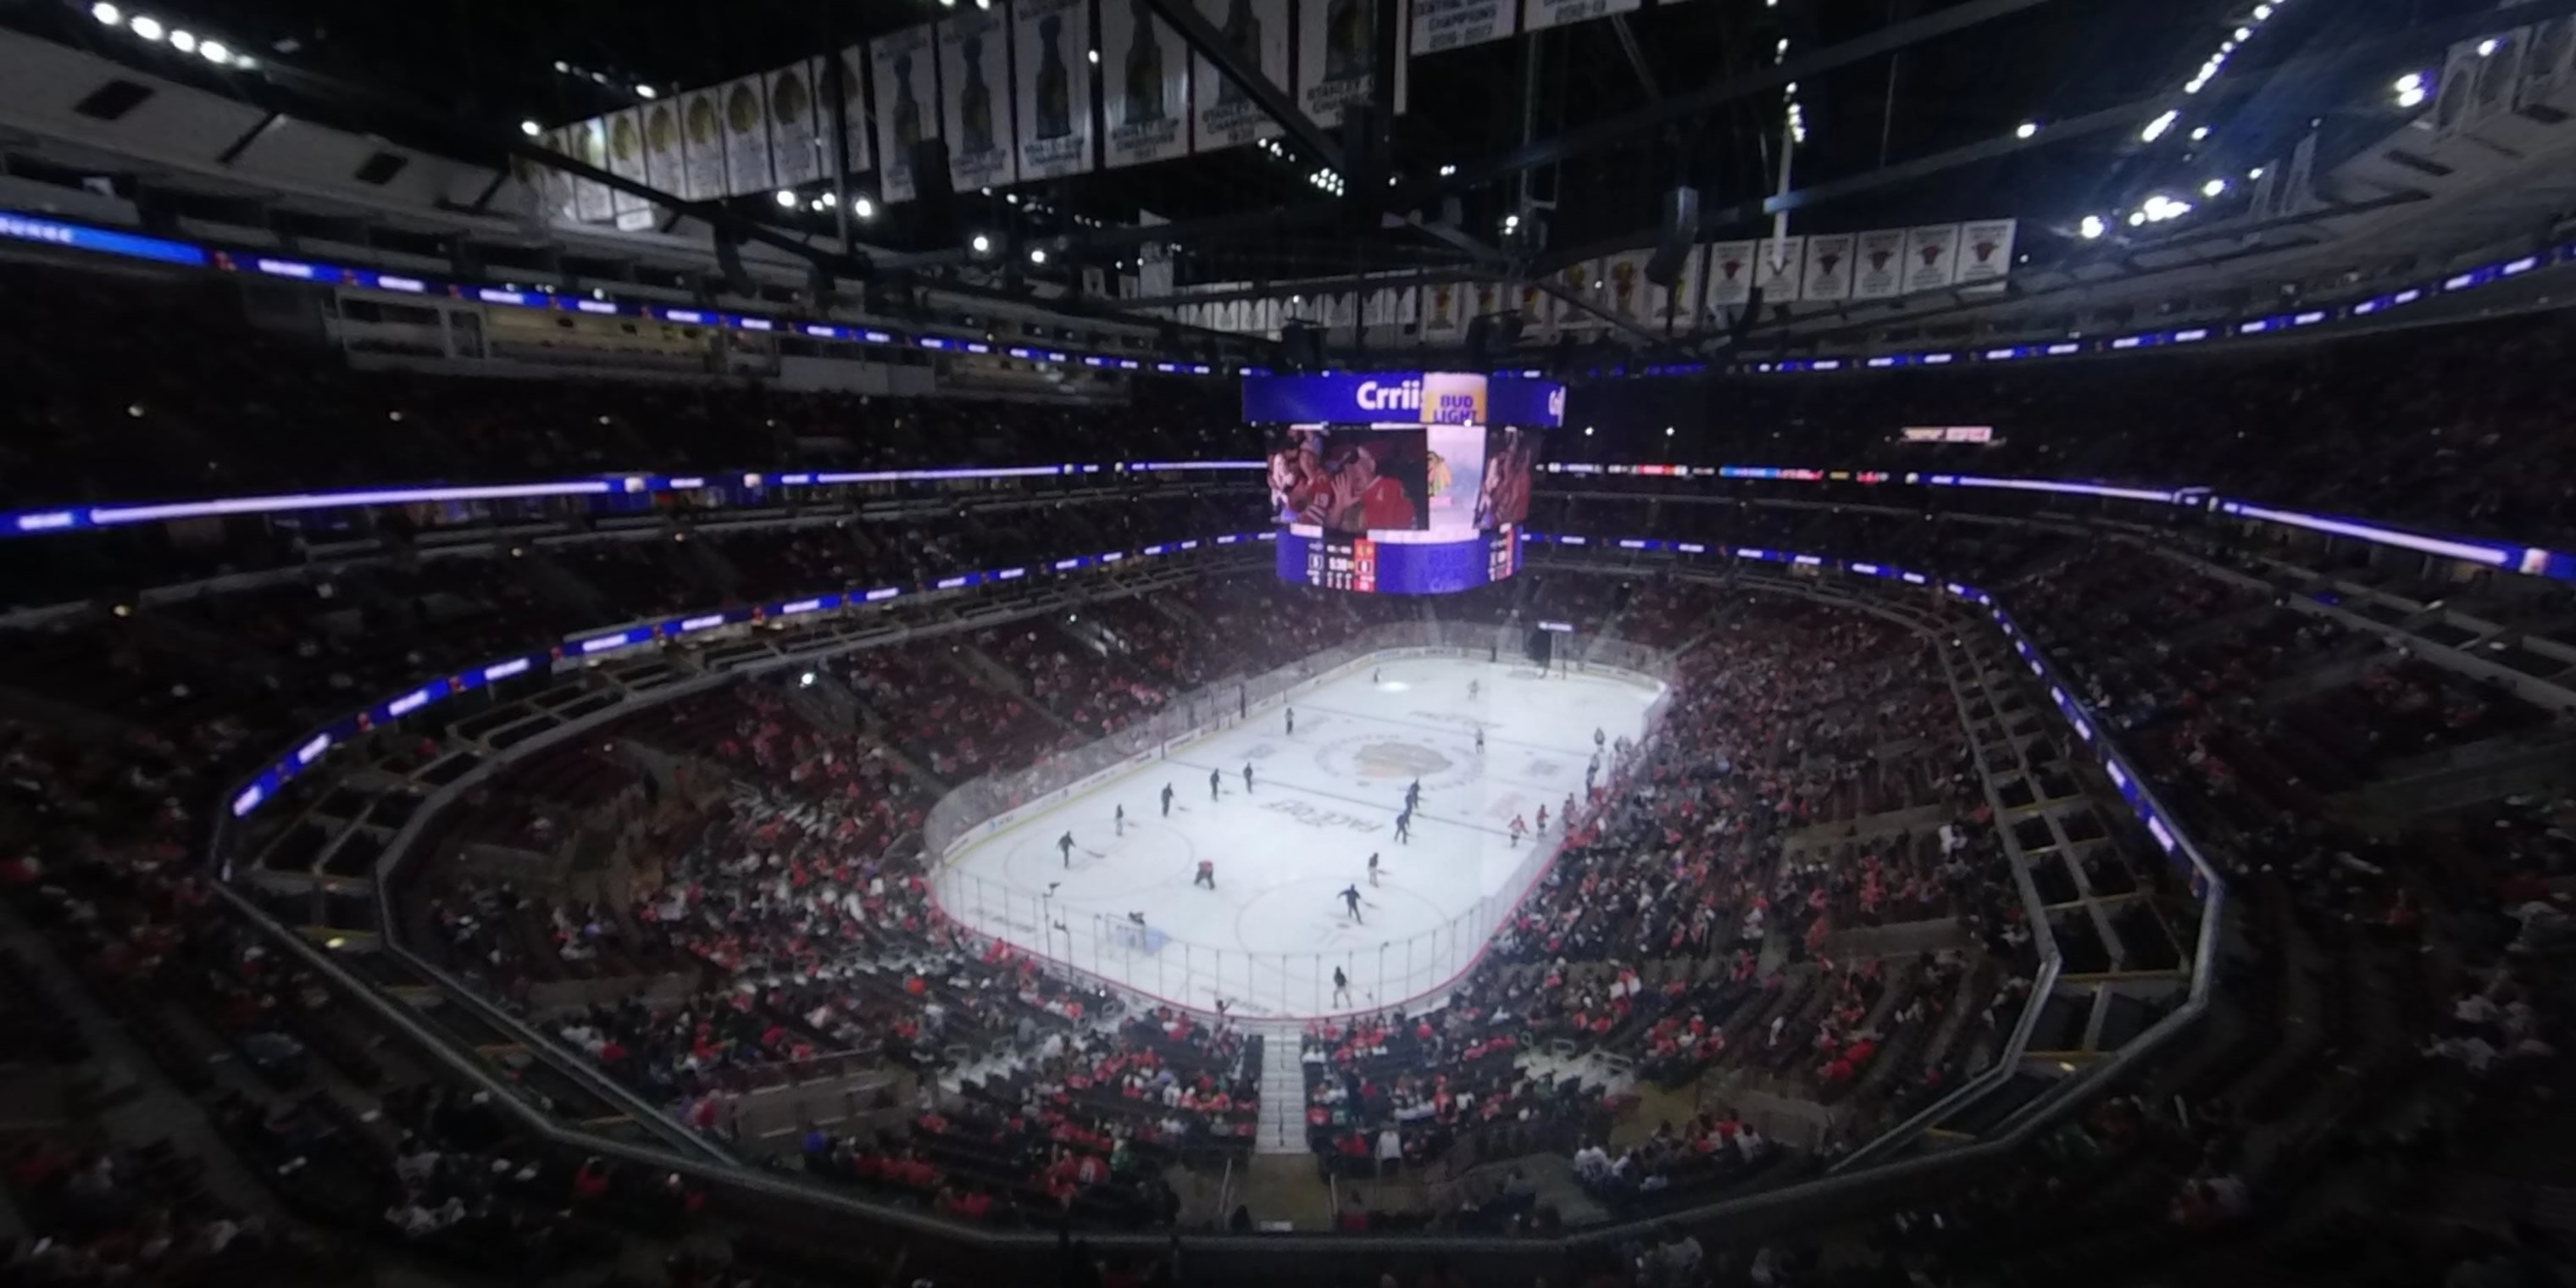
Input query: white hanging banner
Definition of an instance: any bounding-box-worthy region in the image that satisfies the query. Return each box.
[1701,239,1755,311]
[1523,0,1641,34]
[2279,130,2319,217]
[2473,28,2532,127]
[873,25,941,203]
[1421,280,1464,339]
[641,101,684,212]
[679,91,725,201]
[1852,228,1905,300]
[2519,16,2576,107]
[1468,280,1503,326]
[767,60,825,188]
[530,133,575,225]
[1102,0,1190,168]
[1413,0,1514,54]
[1754,236,1803,302]
[1015,0,1096,180]
[942,9,1020,192]
[572,119,613,222]
[1297,0,1407,129]
[1800,233,1855,303]
[1545,262,1595,332]
[2433,41,2485,138]
[607,108,648,222]
[1192,0,1291,153]
[1957,219,2017,285]
[1901,224,1960,293]
[719,77,774,196]
[1600,250,1653,326]
[835,47,874,177]
[1513,280,1548,337]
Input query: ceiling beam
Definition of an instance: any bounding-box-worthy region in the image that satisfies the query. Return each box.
[1140,0,1346,175]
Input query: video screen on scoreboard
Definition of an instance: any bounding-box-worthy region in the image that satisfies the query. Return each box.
[1474,425,1538,529]
[1266,424,1496,536]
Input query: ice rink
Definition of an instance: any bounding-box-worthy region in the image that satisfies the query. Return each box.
[931,655,1666,1019]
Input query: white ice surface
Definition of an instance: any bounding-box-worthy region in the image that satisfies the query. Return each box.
[932,657,1664,1019]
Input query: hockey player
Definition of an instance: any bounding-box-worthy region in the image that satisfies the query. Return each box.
[1339,885,1364,925]
[1115,804,1126,837]
[1162,782,1175,817]
[1242,763,1256,794]
[1507,813,1528,847]
[1367,852,1381,886]
[1394,809,1413,844]
[1058,830,1076,867]
[1535,804,1549,835]
[1285,707,1295,736]
[1195,858,1216,889]
[1209,767,1222,802]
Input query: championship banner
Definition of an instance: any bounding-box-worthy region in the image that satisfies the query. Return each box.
[873,25,941,203]
[835,47,874,177]
[1957,219,2017,285]
[1701,240,1755,312]
[1754,236,1803,302]
[680,90,725,201]
[1513,281,1546,336]
[2433,40,2485,138]
[1413,0,1514,54]
[1296,0,1407,129]
[767,60,825,188]
[1551,261,1596,331]
[607,108,648,221]
[1600,250,1652,325]
[1420,280,1463,339]
[1800,233,1854,303]
[1852,228,1904,300]
[572,119,613,222]
[1192,0,1290,153]
[1651,246,1701,331]
[1102,0,1189,168]
[719,76,775,196]
[1396,284,1419,330]
[1015,0,1096,180]
[539,130,579,223]
[1902,224,1959,293]
[1470,280,1502,322]
[941,10,1020,191]
[1523,0,1640,33]
[2519,16,2576,107]
[642,101,684,211]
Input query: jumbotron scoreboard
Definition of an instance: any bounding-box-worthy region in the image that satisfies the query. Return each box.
[1253,370,1559,597]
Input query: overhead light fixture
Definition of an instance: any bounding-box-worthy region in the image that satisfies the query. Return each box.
[1029,247,1047,264]
[2247,165,2265,180]
[636,84,658,98]
[2201,178,2228,197]
[2478,38,2498,57]
[2140,109,2179,142]
[775,189,797,207]
[2015,121,2039,139]
[91,3,119,25]
[2189,125,2210,141]
[854,197,875,219]
[1088,49,1100,64]
[820,191,837,206]
[169,29,194,53]
[2078,214,2106,239]
[129,14,164,40]
[970,233,991,253]
[520,119,542,137]
[2395,72,2424,93]
[2397,84,2429,108]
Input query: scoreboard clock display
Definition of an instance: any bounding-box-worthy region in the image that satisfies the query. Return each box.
[1277,526,1514,596]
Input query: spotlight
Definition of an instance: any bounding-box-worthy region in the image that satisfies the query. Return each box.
[1088,49,1100,64]
[2188,125,2209,141]
[2478,38,2498,57]
[971,233,991,254]
[2201,178,2228,197]
[129,14,163,40]
[168,25,193,50]
[800,671,817,687]
[91,3,119,25]
[2395,72,2423,93]
[199,39,229,64]
[775,189,797,207]
[2140,109,2179,142]
[2397,85,2429,108]
[636,84,658,98]
[520,119,542,137]
[1029,247,1047,264]
[2247,166,2265,180]
[2015,121,2039,139]
[854,197,876,219]
[2078,214,2106,240]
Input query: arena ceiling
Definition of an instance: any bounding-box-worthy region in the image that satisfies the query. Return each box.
[3,0,2520,331]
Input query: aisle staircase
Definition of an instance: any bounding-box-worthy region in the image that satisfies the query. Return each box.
[1255,1021,1308,1155]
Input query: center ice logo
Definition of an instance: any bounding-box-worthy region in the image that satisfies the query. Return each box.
[1351,741,1450,780]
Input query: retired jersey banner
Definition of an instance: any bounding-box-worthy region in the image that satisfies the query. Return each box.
[1192,0,1290,153]
[1852,228,1905,300]
[1420,280,1464,339]
[2520,16,2576,107]
[536,130,578,224]
[942,10,1019,191]
[572,119,613,222]
[719,76,774,196]
[1297,0,1407,129]
[642,101,684,209]
[873,25,941,203]
[1903,224,1960,293]
[1413,0,1514,53]
[680,90,726,201]
[834,48,873,177]
[1702,239,1755,311]
[1015,0,1096,180]
[1102,0,1189,168]
[606,108,648,221]
[1800,233,1854,303]
[767,61,825,188]
[1523,0,1641,34]
[1652,247,1700,330]
[1957,219,2016,285]
[1754,236,1803,302]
